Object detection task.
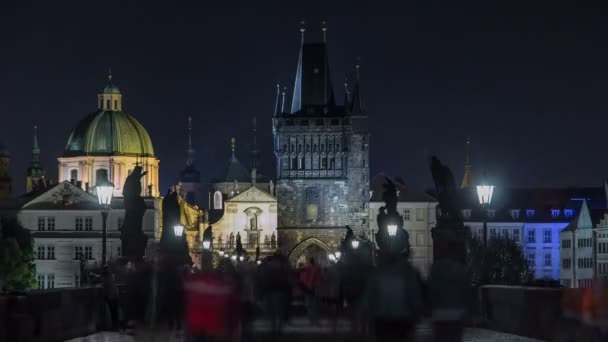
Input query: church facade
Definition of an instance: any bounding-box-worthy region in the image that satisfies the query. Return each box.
[273,28,370,265]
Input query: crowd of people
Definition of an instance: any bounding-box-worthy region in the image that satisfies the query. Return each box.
[101,249,470,342]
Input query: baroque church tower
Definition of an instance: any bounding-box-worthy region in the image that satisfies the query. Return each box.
[178,116,203,207]
[26,125,46,193]
[273,22,370,263]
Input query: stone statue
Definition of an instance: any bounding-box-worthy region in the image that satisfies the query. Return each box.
[229,232,234,248]
[271,231,277,249]
[269,180,275,195]
[375,178,409,256]
[121,165,148,261]
[430,156,462,222]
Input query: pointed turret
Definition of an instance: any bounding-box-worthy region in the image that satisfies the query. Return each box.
[460,137,473,189]
[274,83,281,116]
[250,117,259,170]
[98,68,122,111]
[26,125,46,193]
[344,78,350,113]
[185,116,196,167]
[350,61,365,113]
[290,20,335,114]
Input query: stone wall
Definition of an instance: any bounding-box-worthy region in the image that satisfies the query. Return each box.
[0,287,106,342]
[479,285,562,341]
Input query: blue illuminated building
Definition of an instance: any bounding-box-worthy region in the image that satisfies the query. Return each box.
[459,186,607,280]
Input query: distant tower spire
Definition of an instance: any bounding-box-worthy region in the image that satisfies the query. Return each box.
[185,116,196,167]
[274,83,281,116]
[322,20,327,43]
[291,21,306,114]
[344,78,350,113]
[32,124,40,163]
[251,117,259,170]
[350,58,365,113]
[26,124,45,193]
[107,67,112,83]
[281,87,287,113]
[231,137,236,158]
[461,137,473,189]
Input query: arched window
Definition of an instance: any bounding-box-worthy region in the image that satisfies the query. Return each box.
[113,99,118,110]
[213,191,223,210]
[70,169,78,182]
[106,99,111,109]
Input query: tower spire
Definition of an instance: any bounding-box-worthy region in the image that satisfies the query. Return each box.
[32,124,40,163]
[107,67,112,83]
[322,20,327,43]
[231,137,236,159]
[344,78,350,113]
[274,83,281,116]
[185,116,195,167]
[281,87,286,113]
[350,58,365,113]
[460,137,473,189]
[251,117,259,170]
[291,21,305,114]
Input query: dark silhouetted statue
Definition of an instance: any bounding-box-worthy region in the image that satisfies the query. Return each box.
[430,156,462,223]
[375,178,409,256]
[121,165,148,261]
[160,188,191,264]
[430,156,466,262]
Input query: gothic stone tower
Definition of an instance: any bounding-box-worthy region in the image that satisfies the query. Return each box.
[273,26,370,265]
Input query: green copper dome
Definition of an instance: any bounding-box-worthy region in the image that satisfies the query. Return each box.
[64,110,155,157]
[102,83,121,94]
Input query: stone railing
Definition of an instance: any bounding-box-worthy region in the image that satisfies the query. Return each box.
[0,286,107,342]
[479,285,562,341]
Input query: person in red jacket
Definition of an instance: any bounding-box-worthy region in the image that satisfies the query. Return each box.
[299,257,322,324]
[184,260,241,342]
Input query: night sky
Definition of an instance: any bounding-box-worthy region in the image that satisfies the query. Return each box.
[1,2,607,198]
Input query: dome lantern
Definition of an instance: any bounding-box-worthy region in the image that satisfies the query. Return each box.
[97,68,122,111]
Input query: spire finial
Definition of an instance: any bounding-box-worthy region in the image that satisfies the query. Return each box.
[355,57,361,81]
[251,117,259,170]
[107,67,112,83]
[344,77,350,112]
[32,124,40,155]
[274,83,281,116]
[461,137,473,189]
[299,20,306,43]
[281,86,287,113]
[322,20,327,43]
[188,115,193,148]
[231,137,236,157]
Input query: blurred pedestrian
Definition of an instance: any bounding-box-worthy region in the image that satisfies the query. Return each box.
[259,252,291,338]
[429,254,469,342]
[363,253,423,342]
[300,257,322,324]
[102,267,120,331]
[185,258,241,342]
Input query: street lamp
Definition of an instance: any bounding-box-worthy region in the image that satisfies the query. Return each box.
[95,176,114,267]
[387,224,398,237]
[351,239,360,249]
[328,253,337,263]
[218,250,225,257]
[202,240,211,250]
[173,224,184,237]
[335,251,341,260]
[476,184,495,247]
[231,255,237,261]
[239,256,245,262]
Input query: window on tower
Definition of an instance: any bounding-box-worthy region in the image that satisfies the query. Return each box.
[291,157,297,170]
[298,157,305,170]
[321,157,327,169]
[213,191,223,210]
[113,99,118,110]
[106,99,111,109]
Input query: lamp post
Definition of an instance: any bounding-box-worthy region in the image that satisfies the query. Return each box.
[476,185,494,248]
[95,176,114,267]
[173,224,184,238]
[351,239,360,249]
[202,240,211,251]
